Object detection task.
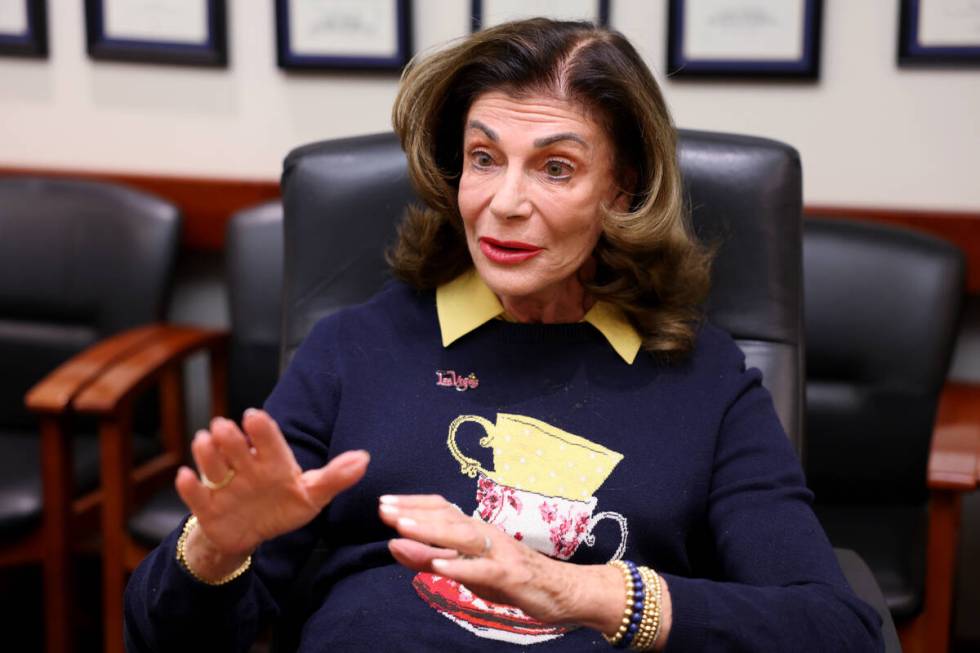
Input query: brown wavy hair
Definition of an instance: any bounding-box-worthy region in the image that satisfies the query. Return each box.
[389,18,712,359]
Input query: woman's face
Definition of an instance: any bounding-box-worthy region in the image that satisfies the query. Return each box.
[458,91,622,306]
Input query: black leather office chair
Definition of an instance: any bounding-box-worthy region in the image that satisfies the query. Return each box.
[0,177,180,653]
[276,131,900,652]
[804,217,973,653]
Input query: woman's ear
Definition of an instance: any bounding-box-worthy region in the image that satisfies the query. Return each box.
[612,191,631,213]
[611,169,637,212]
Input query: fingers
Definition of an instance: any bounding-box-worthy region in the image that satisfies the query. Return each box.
[190,429,232,486]
[379,500,491,558]
[430,556,498,587]
[241,408,293,462]
[209,417,254,470]
[379,495,456,510]
[301,449,371,508]
[175,465,210,516]
[388,538,460,572]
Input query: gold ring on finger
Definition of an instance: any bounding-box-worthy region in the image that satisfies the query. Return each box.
[201,468,235,490]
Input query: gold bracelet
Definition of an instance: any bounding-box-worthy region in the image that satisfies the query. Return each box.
[631,567,662,651]
[650,569,664,648]
[175,515,252,586]
[602,560,637,647]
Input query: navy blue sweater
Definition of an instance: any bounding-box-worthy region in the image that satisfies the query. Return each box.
[125,282,883,651]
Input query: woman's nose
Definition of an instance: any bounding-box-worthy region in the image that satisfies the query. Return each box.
[488,168,531,220]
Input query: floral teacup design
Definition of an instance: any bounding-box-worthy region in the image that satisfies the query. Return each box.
[475,474,627,561]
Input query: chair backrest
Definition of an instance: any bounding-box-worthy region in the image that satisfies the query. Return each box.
[803,217,965,503]
[280,130,804,449]
[226,200,284,420]
[0,177,180,429]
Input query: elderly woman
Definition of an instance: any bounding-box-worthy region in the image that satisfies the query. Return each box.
[125,19,883,652]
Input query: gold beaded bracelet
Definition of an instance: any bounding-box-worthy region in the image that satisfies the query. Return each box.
[603,560,637,647]
[602,561,665,651]
[631,567,663,651]
[175,515,252,586]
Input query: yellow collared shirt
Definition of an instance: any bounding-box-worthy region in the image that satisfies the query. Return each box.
[436,268,642,365]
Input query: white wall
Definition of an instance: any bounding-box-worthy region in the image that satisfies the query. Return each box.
[1,1,978,210]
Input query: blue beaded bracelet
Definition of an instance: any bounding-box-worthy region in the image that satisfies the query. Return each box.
[617,561,645,649]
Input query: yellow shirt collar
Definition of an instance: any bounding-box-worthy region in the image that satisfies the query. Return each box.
[436,269,642,365]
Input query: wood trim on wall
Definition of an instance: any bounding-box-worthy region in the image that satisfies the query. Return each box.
[0,166,280,251]
[3,166,979,291]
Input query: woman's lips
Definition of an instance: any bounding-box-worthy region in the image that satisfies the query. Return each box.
[479,237,543,265]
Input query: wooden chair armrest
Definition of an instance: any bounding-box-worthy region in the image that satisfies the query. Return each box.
[24,324,169,415]
[928,381,980,491]
[73,325,229,416]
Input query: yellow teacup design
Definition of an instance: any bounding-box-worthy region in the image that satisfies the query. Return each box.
[447,413,623,501]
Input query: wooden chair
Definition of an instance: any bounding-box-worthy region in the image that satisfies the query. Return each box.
[73,327,229,653]
[68,201,282,653]
[0,177,180,653]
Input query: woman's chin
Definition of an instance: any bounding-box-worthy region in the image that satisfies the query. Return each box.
[475,266,549,303]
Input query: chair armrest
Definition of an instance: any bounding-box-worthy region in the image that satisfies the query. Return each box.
[834,548,902,653]
[73,325,229,416]
[928,382,980,491]
[24,324,169,415]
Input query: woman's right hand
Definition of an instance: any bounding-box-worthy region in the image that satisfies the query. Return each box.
[174,408,370,565]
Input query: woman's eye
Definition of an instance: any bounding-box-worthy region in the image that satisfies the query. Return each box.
[544,160,573,180]
[472,151,494,168]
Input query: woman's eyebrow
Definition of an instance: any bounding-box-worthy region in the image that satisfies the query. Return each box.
[533,133,588,149]
[465,122,587,150]
[466,120,498,141]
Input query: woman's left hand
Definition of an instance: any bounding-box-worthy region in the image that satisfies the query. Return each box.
[377,494,624,631]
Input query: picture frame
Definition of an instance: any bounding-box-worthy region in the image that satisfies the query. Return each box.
[276,0,412,71]
[84,0,227,67]
[666,0,823,80]
[471,0,609,32]
[898,0,980,67]
[0,0,47,58]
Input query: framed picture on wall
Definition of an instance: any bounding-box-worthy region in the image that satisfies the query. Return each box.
[898,0,980,67]
[471,0,609,31]
[666,0,823,80]
[0,0,47,58]
[84,0,228,67]
[276,0,412,71]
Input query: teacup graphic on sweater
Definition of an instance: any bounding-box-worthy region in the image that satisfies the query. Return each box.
[412,413,627,645]
[473,473,627,561]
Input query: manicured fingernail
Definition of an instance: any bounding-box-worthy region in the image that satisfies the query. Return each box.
[379,495,398,505]
[194,429,208,441]
[432,559,450,571]
[379,504,398,516]
[397,517,417,528]
[244,408,259,418]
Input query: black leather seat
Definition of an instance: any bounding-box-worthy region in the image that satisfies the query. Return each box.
[277,131,899,652]
[0,178,178,541]
[0,176,180,653]
[804,217,966,649]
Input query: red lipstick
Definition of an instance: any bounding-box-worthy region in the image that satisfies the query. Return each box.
[479,237,542,265]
